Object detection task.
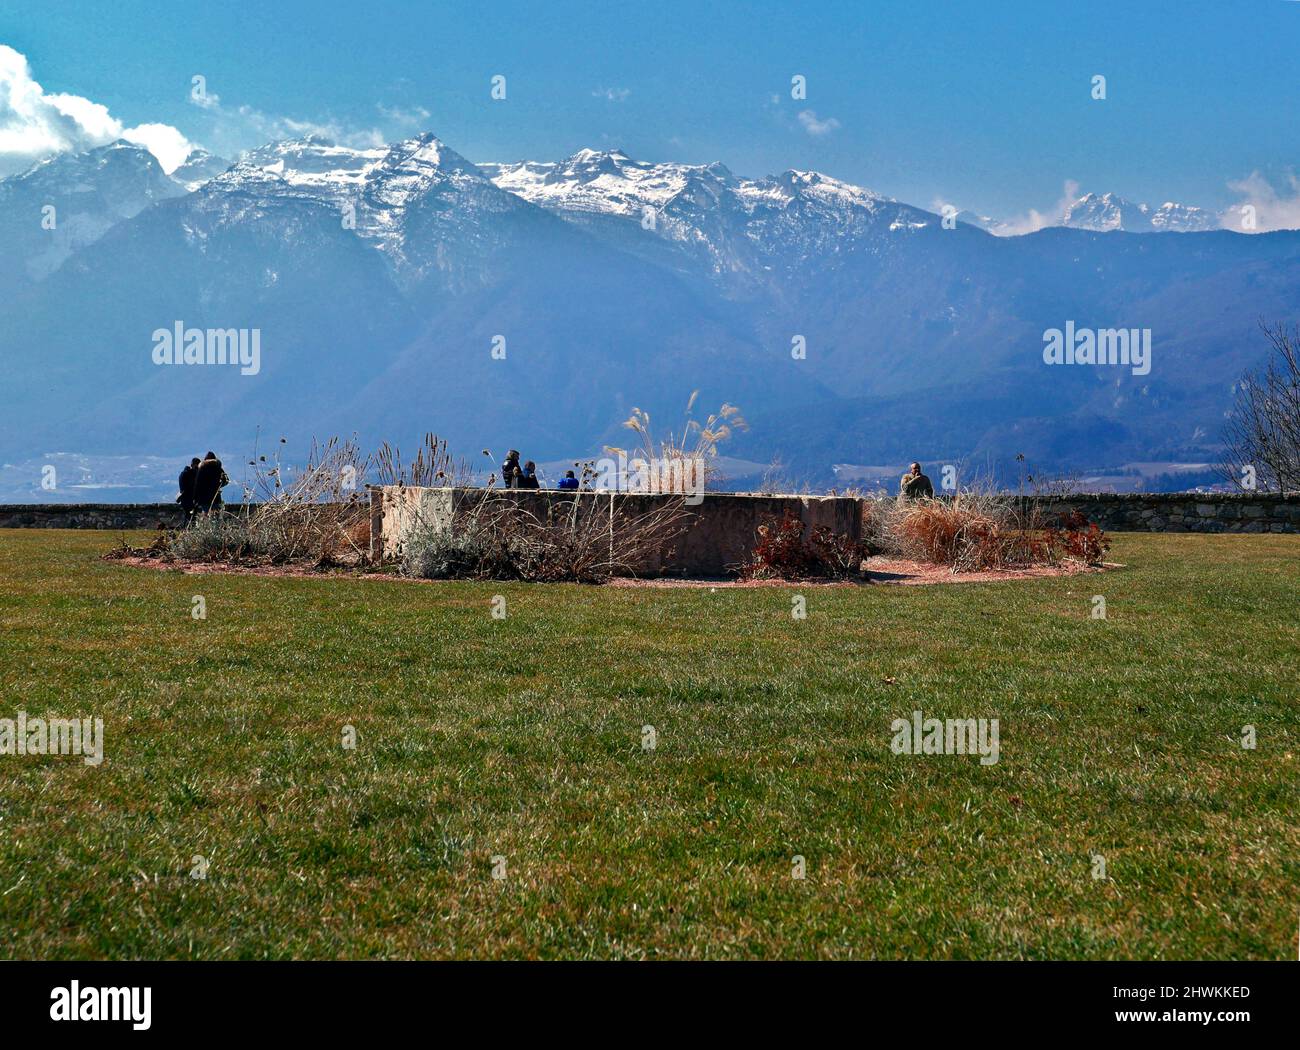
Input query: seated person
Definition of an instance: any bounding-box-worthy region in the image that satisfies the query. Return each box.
[557,470,579,491]
[517,460,540,489]
[899,462,935,499]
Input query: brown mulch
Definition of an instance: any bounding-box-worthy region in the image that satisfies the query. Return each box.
[108,553,1116,586]
[608,557,1115,588]
[861,555,1113,585]
[107,555,371,579]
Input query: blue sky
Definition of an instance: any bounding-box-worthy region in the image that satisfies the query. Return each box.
[4,0,1299,220]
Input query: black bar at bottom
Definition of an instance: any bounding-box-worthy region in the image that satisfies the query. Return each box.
[3,960,1292,1037]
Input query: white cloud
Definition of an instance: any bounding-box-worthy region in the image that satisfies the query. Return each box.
[376,103,431,126]
[797,109,840,136]
[184,79,423,155]
[46,92,120,140]
[991,179,1080,236]
[267,110,386,148]
[1223,170,1300,233]
[0,44,194,175]
[592,87,631,103]
[192,97,388,156]
[121,123,194,172]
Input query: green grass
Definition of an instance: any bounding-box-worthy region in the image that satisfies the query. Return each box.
[0,529,1296,960]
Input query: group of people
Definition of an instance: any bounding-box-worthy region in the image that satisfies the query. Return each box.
[175,446,925,504]
[498,450,579,491]
[177,451,230,522]
[496,449,931,496]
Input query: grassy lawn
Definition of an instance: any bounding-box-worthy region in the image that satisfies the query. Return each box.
[0,528,1296,960]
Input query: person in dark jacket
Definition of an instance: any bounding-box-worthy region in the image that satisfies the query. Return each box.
[517,461,540,489]
[192,451,230,512]
[177,457,201,522]
[557,470,579,491]
[500,450,522,489]
[899,462,935,499]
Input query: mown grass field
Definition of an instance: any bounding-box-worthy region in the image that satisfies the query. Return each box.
[0,528,1296,959]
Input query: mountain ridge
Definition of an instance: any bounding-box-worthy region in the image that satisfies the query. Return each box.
[1,130,1295,489]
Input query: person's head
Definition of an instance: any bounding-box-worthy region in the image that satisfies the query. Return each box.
[523,460,536,474]
[564,470,575,479]
[505,449,519,460]
[910,462,922,476]
[190,457,201,467]
[205,451,217,461]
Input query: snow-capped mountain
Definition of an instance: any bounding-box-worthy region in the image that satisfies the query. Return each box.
[1060,191,1218,233]
[1146,200,1219,232]
[480,148,733,217]
[231,135,387,202]
[0,140,184,290]
[480,148,938,277]
[0,131,825,461]
[168,148,231,191]
[3,128,1298,489]
[216,133,546,291]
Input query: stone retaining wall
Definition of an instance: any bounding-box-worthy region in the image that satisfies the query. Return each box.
[0,502,267,530]
[1017,493,1299,534]
[2,491,1296,547]
[0,503,186,530]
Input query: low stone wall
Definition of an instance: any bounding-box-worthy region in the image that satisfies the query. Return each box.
[0,503,186,530]
[0,502,271,530]
[3,491,1296,546]
[1018,493,1299,534]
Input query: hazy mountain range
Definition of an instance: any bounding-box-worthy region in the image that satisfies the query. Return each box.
[1,133,1296,499]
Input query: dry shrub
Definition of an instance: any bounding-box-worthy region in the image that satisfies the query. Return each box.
[375,433,473,488]
[149,434,372,567]
[102,531,172,562]
[1045,509,1109,564]
[514,493,691,582]
[238,436,371,564]
[882,493,1109,571]
[741,511,816,579]
[809,525,876,576]
[739,510,872,580]
[400,490,691,583]
[890,497,1009,570]
[167,513,276,562]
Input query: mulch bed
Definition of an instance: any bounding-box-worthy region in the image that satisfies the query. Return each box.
[108,553,1114,586]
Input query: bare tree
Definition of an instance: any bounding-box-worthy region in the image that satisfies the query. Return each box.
[1221,321,1300,493]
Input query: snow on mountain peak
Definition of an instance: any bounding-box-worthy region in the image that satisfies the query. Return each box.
[1061,190,1216,232]
[230,132,480,199]
[480,147,733,218]
[239,137,387,194]
[771,169,889,209]
[204,131,497,255]
[476,146,935,277]
[0,140,185,284]
[1148,200,1217,232]
[168,148,231,191]
[479,148,897,227]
